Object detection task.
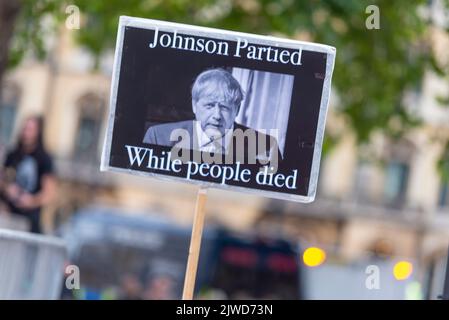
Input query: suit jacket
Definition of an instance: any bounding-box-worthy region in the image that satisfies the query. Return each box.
[143,120,282,165]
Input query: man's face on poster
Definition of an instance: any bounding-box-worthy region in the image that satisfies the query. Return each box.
[192,82,239,139]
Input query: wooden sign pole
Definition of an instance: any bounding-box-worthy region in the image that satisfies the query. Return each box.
[182,186,208,300]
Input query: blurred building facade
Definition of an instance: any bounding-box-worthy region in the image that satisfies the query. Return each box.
[1,5,449,299]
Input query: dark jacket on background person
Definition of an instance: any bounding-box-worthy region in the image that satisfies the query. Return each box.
[1,147,53,233]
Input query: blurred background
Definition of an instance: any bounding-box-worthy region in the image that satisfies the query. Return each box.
[0,0,449,300]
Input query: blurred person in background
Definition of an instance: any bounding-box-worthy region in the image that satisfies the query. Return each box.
[118,273,143,300]
[142,273,177,300]
[0,115,56,233]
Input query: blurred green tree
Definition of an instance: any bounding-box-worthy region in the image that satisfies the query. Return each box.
[1,0,449,153]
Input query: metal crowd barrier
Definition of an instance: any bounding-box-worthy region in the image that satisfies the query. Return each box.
[0,213,29,231]
[0,228,68,299]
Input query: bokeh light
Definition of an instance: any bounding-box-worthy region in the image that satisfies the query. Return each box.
[393,261,413,280]
[303,247,326,267]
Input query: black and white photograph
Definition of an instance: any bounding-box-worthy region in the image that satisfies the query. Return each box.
[141,67,290,165]
[101,17,336,202]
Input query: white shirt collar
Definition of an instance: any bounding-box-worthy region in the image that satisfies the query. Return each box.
[194,121,234,153]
